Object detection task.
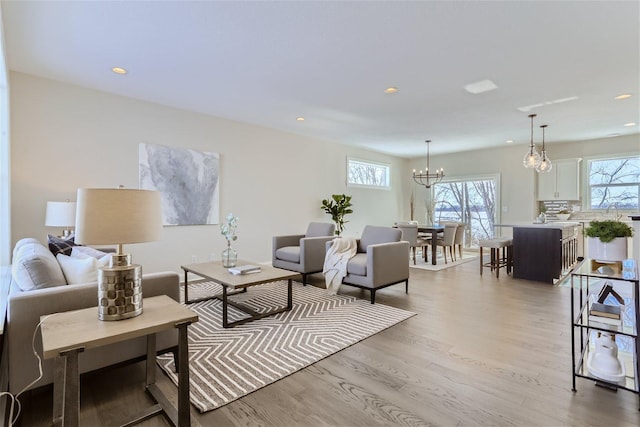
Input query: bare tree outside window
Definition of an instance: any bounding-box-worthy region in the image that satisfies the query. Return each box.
[347,159,390,188]
[433,178,497,247]
[589,157,640,210]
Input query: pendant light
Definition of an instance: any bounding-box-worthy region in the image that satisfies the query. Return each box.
[412,140,444,188]
[536,124,553,173]
[522,114,541,169]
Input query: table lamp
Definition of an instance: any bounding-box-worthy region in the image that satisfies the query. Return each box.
[75,187,162,321]
[45,200,77,237]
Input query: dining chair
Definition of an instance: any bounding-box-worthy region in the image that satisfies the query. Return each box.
[397,223,429,264]
[427,223,457,264]
[453,222,465,260]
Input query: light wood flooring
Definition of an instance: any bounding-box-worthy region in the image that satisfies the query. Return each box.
[16,260,640,426]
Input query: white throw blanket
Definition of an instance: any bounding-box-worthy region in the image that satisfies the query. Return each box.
[323,237,357,295]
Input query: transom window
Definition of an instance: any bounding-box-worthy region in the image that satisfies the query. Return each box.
[347,158,390,189]
[588,156,640,210]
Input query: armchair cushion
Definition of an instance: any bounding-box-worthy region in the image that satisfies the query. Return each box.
[346,253,367,276]
[275,246,301,263]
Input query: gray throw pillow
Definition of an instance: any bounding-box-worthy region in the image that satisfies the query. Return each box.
[12,242,67,291]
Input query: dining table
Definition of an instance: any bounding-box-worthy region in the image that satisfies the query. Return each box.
[417,224,445,265]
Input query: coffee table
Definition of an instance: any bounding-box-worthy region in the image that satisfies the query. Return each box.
[181,260,300,328]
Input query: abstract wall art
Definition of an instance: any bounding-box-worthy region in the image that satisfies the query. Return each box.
[139,143,220,225]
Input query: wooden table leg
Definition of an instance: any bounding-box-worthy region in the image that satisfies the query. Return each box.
[183,269,189,304]
[176,322,191,427]
[431,229,438,265]
[58,347,84,427]
[222,285,228,328]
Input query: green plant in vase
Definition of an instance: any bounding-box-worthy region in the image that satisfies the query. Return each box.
[321,194,353,236]
[220,213,239,267]
[584,219,633,262]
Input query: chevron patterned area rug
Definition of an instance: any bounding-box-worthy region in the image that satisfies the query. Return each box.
[157,280,415,413]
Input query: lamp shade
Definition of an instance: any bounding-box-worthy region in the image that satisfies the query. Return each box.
[45,201,77,227]
[75,188,162,245]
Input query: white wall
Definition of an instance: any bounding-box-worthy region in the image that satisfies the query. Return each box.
[10,72,408,274]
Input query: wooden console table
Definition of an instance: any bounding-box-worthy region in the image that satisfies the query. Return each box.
[40,295,198,427]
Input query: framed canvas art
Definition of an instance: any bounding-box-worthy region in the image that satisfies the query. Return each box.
[139,143,220,225]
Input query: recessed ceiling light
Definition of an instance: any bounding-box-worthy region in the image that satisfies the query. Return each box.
[463,79,498,94]
[607,133,622,137]
[111,67,127,75]
[296,117,305,122]
[624,122,636,127]
[384,87,399,94]
[506,140,513,144]
[615,94,632,100]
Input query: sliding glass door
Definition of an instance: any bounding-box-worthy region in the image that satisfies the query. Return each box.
[432,176,498,248]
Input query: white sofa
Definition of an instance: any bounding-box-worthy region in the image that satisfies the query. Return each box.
[6,237,180,394]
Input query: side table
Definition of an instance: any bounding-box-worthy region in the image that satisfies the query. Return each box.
[40,295,198,427]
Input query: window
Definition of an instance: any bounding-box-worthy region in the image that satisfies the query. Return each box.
[432,175,499,247]
[588,156,640,210]
[347,158,390,189]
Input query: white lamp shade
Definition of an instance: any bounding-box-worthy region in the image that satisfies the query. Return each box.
[45,201,77,227]
[75,188,162,245]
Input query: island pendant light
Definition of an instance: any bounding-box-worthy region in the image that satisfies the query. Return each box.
[412,139,444,188]
[536,124,553,173]
[522,114,541,169]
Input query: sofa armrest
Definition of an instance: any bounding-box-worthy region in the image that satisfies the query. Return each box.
[366,241,410,286]
[300,236,335,271]
[6,271,179,393]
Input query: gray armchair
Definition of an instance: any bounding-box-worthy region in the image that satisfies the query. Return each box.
[272,222,336,284]
[340,225,410,304]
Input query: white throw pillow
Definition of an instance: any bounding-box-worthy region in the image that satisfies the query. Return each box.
[71,246,109,259]
[56,253,99,285]
[12,242,67,291]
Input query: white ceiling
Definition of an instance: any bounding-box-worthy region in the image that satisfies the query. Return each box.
[2,0,639,158]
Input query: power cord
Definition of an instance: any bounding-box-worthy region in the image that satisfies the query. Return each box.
[0,313,55,426]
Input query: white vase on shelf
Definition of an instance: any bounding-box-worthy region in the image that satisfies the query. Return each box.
[588,237,628,262]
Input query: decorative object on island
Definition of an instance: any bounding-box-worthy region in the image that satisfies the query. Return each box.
[321,194,353,236]
[220,212,238,267]
[75,187,163,321]
[45,200,77,238]
[523,114,542,169]
[556,209,572,221]
[535,124,553,173]
[584,220,634,262]
[412,139,444,188]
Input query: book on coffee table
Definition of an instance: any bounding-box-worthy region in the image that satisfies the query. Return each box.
[228,265,262,275]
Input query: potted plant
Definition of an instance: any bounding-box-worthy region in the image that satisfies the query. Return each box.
[556,209,571,221]
[584,220,633,262]
[321,194,353,236]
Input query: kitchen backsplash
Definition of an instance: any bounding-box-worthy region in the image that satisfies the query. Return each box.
[540,201,632,221]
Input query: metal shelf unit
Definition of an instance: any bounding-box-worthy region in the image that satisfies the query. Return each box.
[570,259,639,410]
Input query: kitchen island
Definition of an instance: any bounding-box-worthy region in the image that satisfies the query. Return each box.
[498,222,581,284]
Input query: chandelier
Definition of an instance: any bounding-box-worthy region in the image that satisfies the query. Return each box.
[522,113,541,169]
[413,139,444,188]
[536,124,553,172]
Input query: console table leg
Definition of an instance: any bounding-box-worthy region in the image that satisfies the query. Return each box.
[287,279,292,310]
[53,357,65,427]
[59,347,84,427]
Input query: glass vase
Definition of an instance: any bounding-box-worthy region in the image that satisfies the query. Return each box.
[221,246,237,268]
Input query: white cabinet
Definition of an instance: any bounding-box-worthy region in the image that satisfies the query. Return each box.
[537,158,581,200]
